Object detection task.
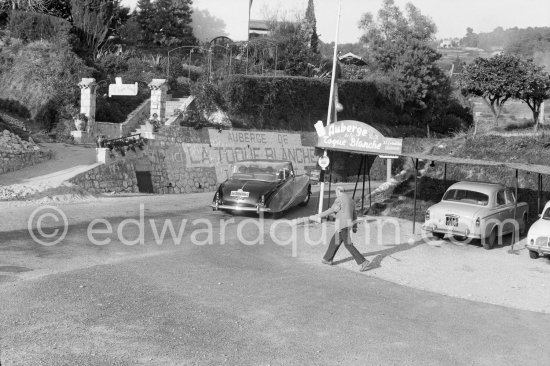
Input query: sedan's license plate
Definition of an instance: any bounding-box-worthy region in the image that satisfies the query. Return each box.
[231,190,249,198]
[445,216,458,227]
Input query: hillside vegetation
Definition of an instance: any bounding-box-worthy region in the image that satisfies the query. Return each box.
[0,39,91,130]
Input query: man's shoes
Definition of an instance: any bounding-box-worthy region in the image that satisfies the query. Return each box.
[360,260,372,272]
[321,259,333,265]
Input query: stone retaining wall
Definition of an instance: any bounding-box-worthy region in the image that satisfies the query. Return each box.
[0,129,51,175]
[69,160,139,194]
[0,149,51,174]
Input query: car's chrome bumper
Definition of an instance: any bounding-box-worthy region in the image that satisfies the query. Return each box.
[526,237,550,254]
[526,244,550,255]
[210,203,272,213]
[422,224,481,239]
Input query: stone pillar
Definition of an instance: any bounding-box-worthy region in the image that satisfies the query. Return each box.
[148,79,168,122]
[96,148,109,164]
[78,78,97,134]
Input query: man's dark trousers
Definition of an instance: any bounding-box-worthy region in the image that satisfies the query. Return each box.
[322,227,366,264]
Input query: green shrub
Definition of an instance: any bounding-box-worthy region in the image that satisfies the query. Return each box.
[8,10,72,44]
[96,53,129,75]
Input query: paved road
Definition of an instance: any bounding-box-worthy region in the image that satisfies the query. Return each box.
[1,193,549,365]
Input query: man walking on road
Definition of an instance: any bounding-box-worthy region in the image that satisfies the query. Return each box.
[309,186,373,271]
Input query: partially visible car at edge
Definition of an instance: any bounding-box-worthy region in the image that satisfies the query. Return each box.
[422,181,529,249]
[211,160,311,216]
[526,201,550,259]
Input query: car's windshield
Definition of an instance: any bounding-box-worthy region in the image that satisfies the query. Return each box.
[543,207,550,220]
[231,161,292,182]
[442,189,489,206]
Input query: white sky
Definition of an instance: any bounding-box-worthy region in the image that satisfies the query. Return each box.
[121,0,550,43]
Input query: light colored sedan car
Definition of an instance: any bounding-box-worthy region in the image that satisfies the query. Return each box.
[423,181,528,249]
[526,201,550,259]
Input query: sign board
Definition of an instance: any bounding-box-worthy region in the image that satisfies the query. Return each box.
[108,77,138,97]
[163,129,320,183]
[315,120,403,155]
[318,155,330,169]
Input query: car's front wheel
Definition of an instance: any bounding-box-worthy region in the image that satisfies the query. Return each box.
[529,250,540,259]
[483,228,497,249]
[432,232,445,240]
[299,192,310,207]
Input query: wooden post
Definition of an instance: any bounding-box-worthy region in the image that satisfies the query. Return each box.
[510,169,519,253]
[515,169,518,221]
[327,152,334,211]
[353,155,364,200]
[361,157,367,211]
[413,158,419,234]
[538,173,542,215]
[367,155,372,209]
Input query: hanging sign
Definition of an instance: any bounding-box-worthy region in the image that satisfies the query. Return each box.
[318,155,330,169]
[315,120,403,155]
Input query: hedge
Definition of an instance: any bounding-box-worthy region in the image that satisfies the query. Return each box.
[218,75,466,136]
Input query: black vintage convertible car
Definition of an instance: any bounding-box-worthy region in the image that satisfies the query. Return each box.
[211,160,311,215]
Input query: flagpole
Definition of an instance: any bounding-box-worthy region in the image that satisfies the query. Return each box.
[248,0,252,42]
[317,0,342,215]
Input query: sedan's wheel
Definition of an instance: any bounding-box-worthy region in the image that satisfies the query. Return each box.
[299,193,310,207]
[432,232,445,240]
[483,228,497,250]
[529,250,540,259]
[452,235,467,242]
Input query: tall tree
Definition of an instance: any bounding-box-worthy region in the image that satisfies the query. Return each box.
[304,0,318,53]
[135,0,154,44]
[191,8,227,42]
[515,58,550,131]
[1,0,50,11]
[165,0,195,45]
[359,0,449,115]
[459,54,525,124]
[460,27,479,48]
[70,0,125,59]
[135,0,195,47]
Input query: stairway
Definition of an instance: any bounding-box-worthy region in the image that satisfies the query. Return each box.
[130,96,195,138]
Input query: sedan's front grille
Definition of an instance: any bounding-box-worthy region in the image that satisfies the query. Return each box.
[535,237,550,247]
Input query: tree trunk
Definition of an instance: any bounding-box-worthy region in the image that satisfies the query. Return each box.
[482,97,499,126]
